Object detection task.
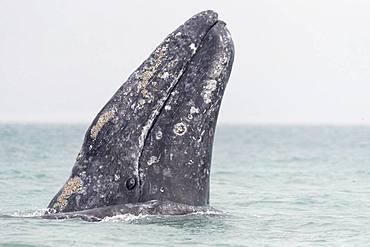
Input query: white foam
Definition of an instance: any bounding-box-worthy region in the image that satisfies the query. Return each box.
[101,213,150,223]
[9,208,48,218]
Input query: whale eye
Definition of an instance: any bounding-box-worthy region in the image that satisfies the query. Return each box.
[125,177,137,190]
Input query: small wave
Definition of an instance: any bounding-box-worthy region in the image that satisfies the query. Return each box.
[101,213,150,223]
[188,208,224,216]
[101,208,224,223]
[0,208,47,219]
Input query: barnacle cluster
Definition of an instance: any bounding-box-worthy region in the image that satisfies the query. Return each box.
[90,108,117,140]
[52,177,82,211]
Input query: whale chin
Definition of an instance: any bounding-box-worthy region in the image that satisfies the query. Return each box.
[45,10,234,220]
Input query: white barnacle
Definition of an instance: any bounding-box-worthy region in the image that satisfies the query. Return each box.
[137,98,146,109]
[114,174,120,181]
[139,170,145,180]
[188,106,199,120]
[170,90,179,96]
[142,89,154,103]
[202,79,217,104]
[160,72,170,79]
[76,150,84,161]
[134,71,141,79]
[167,59,177,68]
[189,43,197,54]
[219,35,223,43]
[212,64,223,77]
[164,105,171,111]
[147,156,160,166]
[211,54,228,78]
[155,130,163,140]
[190,106,199,114]
[90,107,117,140]
[173,122,187,136]
[198,129,206,143]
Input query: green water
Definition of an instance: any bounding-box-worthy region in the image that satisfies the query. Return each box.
[1,124,370,246]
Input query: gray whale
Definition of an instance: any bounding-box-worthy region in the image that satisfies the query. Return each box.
[44,10,234,221]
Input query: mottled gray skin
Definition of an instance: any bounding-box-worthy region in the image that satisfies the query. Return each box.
[139,21,234,206]
[45,10,234,221]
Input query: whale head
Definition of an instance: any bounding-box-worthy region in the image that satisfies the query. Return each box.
[46,10,234,214]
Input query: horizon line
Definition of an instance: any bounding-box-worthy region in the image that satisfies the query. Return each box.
[1,120,370,127]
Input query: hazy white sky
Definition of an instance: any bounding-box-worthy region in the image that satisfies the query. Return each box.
[1,0,370,124]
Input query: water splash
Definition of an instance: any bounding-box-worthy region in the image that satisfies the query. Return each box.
[100,208,224,223]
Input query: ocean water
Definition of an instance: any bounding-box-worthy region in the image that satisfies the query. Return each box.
[1,124,370,246]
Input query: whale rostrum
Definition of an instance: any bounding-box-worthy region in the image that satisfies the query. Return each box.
[45,10,234,221]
